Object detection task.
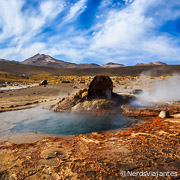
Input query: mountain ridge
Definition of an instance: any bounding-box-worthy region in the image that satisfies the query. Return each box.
[102,62,125,68]
[22,53,77,68]
[135,61,167,66]
[22,54,101,68]
[1,54,168,67]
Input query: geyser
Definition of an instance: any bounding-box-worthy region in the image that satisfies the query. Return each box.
[132,75,180,106]
[53,75,134,113]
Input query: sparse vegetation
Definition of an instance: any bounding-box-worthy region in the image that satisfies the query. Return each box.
[0,71,35,83]
[1,61,180,78]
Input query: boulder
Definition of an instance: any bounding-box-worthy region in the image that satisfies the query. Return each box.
[39,80,48,85]
[52,75,134,113]
[87,76,113,100]
[159,111,169,118]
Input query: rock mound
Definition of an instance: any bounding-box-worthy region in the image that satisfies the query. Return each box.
[71,99,116,113]
[87,76,113,100]
[52,88,88,112]
[52,76,133,113]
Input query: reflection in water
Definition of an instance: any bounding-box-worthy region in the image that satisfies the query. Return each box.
[0,107,134,135]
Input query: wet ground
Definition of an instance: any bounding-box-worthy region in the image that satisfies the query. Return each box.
[0,112,179,179]
[0,106,135,143]
[0,78,179,179]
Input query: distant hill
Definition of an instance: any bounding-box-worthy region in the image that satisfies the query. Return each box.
[77,63,100,68]
[0,58,10,62]
[22,54,78,68]
[102,62,125,68]
[0,60,180,77]
[2,54,169,68]
[136,61,167,66]
[0,58,19,63]
[22,54,100,68]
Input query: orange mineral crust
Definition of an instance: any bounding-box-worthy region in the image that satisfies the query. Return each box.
[0,108,179,179]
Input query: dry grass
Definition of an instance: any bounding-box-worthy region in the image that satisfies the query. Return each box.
[1,61,180,84]
[1,61,180,77]
[0,71,35,83]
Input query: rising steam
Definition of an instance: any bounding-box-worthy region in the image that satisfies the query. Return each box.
[132,74,180,106]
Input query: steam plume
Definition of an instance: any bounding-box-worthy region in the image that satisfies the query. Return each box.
[132,74,180,106]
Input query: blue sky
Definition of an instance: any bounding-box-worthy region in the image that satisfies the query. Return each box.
[0,0,180,65]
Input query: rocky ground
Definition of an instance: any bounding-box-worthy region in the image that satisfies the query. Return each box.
[0,83,86,112]
[0,76,179,179]
[0,76,168,112]
[0,109,179,179]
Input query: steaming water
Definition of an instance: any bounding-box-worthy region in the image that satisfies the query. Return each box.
[132,75,180,106]
[0,107,134,136]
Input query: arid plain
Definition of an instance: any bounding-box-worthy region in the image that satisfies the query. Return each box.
[0,70,180,179]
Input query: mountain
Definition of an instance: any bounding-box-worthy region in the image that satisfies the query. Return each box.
[0,58,8,61]
[102,62,125,68]
[2,54,168,68]
[22,54,77,68]
[135,61,167,66]
[0,58,19,64]
[1,60,180,77]
[22,54,101,68]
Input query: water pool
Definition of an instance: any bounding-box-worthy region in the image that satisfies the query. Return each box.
[0,107,134,136]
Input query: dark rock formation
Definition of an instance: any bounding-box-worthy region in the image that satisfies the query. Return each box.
[39,80,48,86]
[87,76,113,100]
[52,76,134,113]
[112,92,135,104]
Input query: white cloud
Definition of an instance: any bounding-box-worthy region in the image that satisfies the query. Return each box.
[142,37,180,60]
[0,0,64,60]
[40,1,64,19]
[20,42,46,59]
[99,0,112,8]
[92,0,153,49]
[0,0,179,65]
[0,0,25,41]
[0,42,45,60]
[89,0,180,63]
[0,0,64,40]
[63,0,87,23]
